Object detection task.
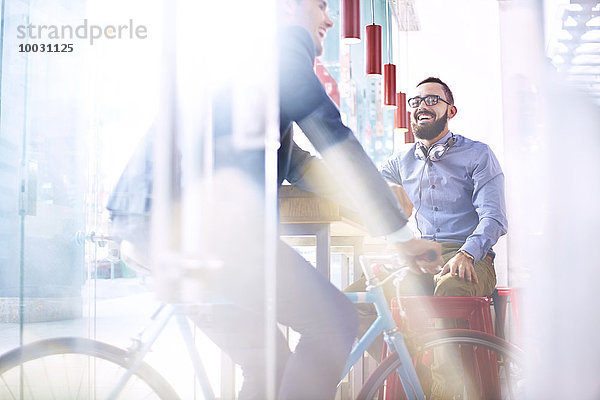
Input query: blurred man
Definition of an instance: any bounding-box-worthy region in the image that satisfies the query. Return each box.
[107,1,442,398]
[198,2,444,399]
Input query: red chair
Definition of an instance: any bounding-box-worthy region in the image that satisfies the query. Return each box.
[386,296,500,399]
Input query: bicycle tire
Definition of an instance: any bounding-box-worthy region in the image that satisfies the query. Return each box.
[357,329,525,400]
[0,337,180,400]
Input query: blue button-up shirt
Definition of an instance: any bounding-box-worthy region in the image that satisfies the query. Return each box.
[380,132,507,262]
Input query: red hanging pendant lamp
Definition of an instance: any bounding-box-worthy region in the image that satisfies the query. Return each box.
[394,92,408,131]
[383,0,396,108]
[365,25,381,76]
[365,0,381,76]
[405,111,415,143]
[384,64,396,108]
[341,0,361,44]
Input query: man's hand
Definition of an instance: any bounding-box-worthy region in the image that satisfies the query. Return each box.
[437,251,479,284]
[394,238,442,274]
[388,183,414,218]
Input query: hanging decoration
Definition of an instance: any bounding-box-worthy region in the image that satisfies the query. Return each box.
[365,0,381,76]
[384,64,396,107]
[405,111,415,143]
[383,0,396,108]
[394,92,408,131]
[341,0,361,44]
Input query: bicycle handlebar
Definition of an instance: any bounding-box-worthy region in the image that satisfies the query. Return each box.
[424,249,438,262]
[359,254,404,282]
[359,250,439,286]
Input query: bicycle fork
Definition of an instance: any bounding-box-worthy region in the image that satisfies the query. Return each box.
[384,330,425,400]
[346,286,425,400]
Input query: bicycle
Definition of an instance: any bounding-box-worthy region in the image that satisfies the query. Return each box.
[0,251,525,399]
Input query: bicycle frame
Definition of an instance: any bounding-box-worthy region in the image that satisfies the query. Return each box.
[344,284,425,400]
[106,255,425,400]
[112,288,424,400]
[108,304,217,400]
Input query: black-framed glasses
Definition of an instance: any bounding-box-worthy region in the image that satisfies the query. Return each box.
[407,95,452,108]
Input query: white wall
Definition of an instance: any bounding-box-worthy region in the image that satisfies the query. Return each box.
[396,0,504,156]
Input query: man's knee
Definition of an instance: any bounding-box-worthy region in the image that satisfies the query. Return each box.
[314,290,359,350]
[434,274,477,296]
[338,298,360,342]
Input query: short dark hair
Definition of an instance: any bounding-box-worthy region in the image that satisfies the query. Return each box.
[417,77,454,105]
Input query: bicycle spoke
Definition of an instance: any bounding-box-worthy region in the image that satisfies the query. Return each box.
[357,330,526,400]
[0,338,179,400]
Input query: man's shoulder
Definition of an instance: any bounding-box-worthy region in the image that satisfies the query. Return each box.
[385,144,418,164]
[453,135,502,172]
[279,25,316,60]
[454,134,493,154]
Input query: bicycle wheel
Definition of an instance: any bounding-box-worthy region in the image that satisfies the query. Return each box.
[0,337,180,400]
[357,329,525,400]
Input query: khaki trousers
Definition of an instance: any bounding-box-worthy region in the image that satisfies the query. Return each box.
[431,242,496,400]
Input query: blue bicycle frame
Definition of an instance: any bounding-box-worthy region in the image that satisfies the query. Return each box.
[343,283,425,400]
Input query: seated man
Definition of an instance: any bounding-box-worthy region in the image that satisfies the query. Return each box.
[382,77,507,298]
[347,77,507,399]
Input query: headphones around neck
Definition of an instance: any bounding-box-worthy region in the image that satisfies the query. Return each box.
[415,133,455,162]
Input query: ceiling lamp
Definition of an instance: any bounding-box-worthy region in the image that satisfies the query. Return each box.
[341,0,360,44]
[405,111,415,143]
[365,0,381,76]
[383,0,396,108]
[394,92,408,131]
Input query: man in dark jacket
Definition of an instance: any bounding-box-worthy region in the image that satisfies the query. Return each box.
[108,1,442,398]
[205,1,441,398]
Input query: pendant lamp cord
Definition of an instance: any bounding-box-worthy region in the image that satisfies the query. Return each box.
[404,0,409,89]
[386,0,391,63]
[371,0,375,24]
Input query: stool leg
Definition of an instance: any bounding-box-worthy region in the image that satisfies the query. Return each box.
[511,289,522,344]
[473,301,501,399]
[492,290,508,340]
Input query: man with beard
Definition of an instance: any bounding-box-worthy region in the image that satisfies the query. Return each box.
[348,77,506,301]
[381,77,507,297]
[381,77,507,399]
[345,77,507,398]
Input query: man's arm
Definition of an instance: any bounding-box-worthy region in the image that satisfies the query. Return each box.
[288,141,414,215]
[440,146,508,282]
[387,183,414,218]
[461,147,508,262]
[379,157,413,216]
[286,140,355,208]
[280,27,407,236]
[280,26,441,271]
[380,156,404,186]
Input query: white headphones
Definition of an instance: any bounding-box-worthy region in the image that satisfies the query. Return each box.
[415,133,455,162]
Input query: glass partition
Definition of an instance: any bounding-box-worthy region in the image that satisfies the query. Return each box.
[1,0,279,398]
[0,0,90,349]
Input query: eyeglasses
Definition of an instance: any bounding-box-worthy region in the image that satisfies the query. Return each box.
[407,95,452,108]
